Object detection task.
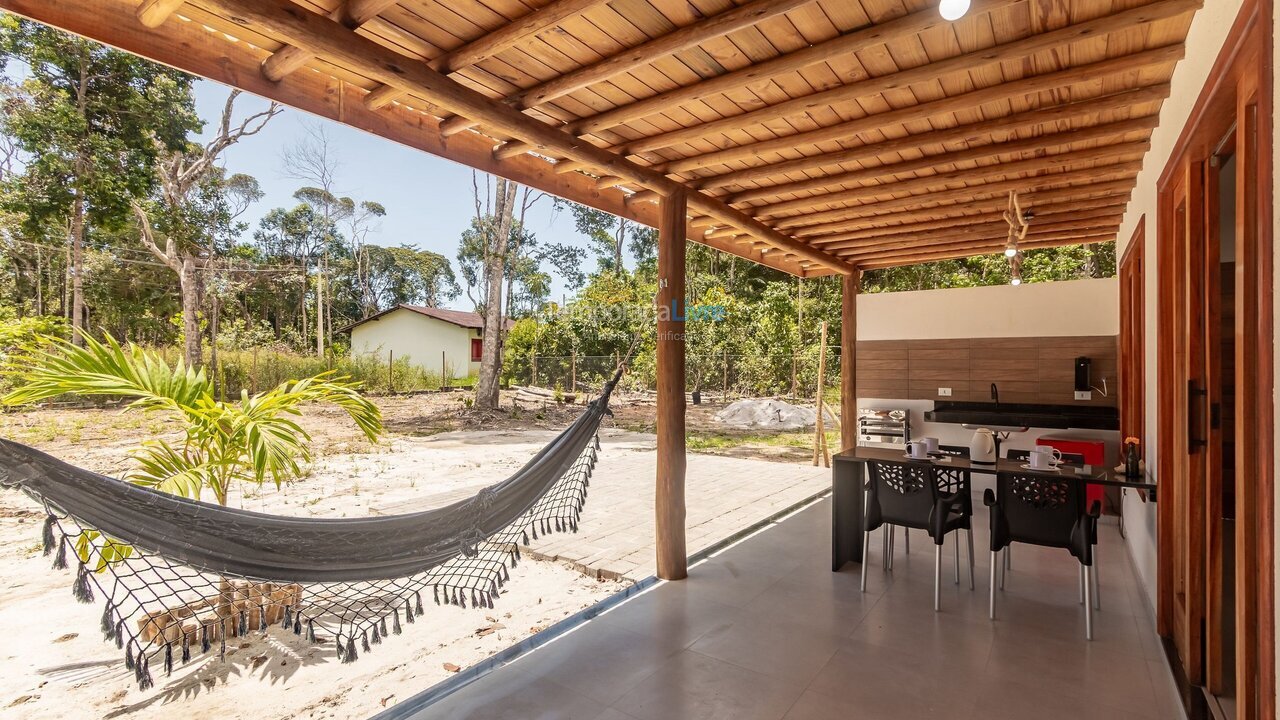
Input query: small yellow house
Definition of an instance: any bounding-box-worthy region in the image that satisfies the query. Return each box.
[343,305,491,380]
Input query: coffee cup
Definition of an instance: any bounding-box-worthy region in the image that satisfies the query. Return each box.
[908,441,930,459]
[1029,447,1061,469]
[922,437,939,453]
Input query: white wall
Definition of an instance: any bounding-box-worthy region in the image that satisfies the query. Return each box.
[1113,0,1248,617]
[351,309,479,379]
[857,278,1119,341]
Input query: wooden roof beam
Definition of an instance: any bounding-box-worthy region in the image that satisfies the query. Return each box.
[768,150,1148,229]
[137,0,185,27]
[830,217,1124,256]
[728,116,1159,206]
[366,0,611,110]
[625,0,1198,155]
[439,0,818,139]
[696,85,1169,191]
[260,0,399,82]
[567,0,1022,138]
[791,177,1139,237]
[812,204,1130,247]
[857,233,1120,268]
[193,0,852,274]
[659,46,1183,175]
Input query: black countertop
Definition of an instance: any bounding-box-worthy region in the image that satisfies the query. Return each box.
[923,401,1119,431]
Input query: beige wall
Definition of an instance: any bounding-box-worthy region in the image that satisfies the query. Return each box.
[1113,0,1247,617]
[350,309,479,379]
[857,278,1119,341]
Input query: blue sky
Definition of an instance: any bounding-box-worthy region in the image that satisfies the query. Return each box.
[192,79,597,311]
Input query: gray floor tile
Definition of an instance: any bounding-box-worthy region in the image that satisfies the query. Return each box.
[613,650,807,720]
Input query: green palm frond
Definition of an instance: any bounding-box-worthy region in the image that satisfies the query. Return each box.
[2,331,209,413]
[125,440,220,499]
[6,331,383,504]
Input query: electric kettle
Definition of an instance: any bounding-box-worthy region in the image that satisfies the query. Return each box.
[969,428,997,464]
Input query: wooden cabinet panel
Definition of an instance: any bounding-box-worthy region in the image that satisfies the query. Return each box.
[856,335,1118,406]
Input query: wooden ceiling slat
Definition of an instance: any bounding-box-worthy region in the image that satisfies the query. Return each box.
[658,44,1182,174]
[789,174,1140,236]
[727,114,1158,205]
[832,216,1125,256]
[755,140,1151,220]
[695,84,1168,191]
[813,204,1131,247]
[857,231,1121,268]
[438,0,817,137]
[771,155,1144,230]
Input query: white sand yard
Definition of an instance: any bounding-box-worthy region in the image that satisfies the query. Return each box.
[0,410,829,720]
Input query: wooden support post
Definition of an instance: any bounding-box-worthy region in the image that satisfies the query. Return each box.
[388,349,394,394]
[656,188,688,581]
[840,270,860,452]
[812,320,830,467]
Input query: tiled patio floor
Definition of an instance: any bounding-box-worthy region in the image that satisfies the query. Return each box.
[393,496,1183,720]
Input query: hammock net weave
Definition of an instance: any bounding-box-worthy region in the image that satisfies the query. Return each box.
[0,373,617,690]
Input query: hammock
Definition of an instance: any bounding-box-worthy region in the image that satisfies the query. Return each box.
[0,371,619,690]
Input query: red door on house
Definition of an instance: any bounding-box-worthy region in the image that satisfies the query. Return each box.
[470,338,483,362]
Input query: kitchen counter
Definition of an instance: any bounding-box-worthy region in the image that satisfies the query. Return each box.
[923,401,1119,431]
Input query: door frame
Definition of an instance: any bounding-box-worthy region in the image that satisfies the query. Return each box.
[1154,0,1273,715]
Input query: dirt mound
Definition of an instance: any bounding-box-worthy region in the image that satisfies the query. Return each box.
[714,398,835,430]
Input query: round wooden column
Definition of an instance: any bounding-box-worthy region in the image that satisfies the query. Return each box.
[840,270,861,452]
[656,188,688,581]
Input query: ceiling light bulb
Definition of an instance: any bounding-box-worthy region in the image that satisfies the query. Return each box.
[939,0,970,21]
[1011,277,1022,286]
[1004,246,1017,258]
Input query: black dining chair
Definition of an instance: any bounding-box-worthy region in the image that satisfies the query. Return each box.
[892,445,970,556]
[861,460,974,611]
[984,470,1101,639]
[1002,448,1099,610]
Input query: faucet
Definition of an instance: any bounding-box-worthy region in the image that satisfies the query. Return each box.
[991,383,999,407]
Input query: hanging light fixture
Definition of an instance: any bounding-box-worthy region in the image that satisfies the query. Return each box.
[1004,240,1018,258]
[939,0,971,21]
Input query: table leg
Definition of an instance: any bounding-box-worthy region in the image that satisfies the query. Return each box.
[832,461,865,571]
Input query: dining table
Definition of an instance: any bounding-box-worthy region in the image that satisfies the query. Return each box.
[831,445,1158,572]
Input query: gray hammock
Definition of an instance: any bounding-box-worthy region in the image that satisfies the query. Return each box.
[0,371,619,690]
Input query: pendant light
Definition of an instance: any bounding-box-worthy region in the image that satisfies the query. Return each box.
[939,0,971,21]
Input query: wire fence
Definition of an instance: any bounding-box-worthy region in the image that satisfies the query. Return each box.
[505,350,846,401]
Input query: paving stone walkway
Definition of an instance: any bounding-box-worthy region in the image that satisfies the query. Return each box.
[372,429,831,581]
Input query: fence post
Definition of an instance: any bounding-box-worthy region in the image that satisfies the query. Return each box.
[251,346,259,395]
[571,350,577,393]
[388,350,394,394]
[442,350,448,390]
[722,348,729,402]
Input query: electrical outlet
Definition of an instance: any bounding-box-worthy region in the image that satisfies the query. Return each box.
[1075,390,1092,400]
[938,387,952,397]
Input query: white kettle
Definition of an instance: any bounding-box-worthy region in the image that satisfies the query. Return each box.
[969,428,997,464]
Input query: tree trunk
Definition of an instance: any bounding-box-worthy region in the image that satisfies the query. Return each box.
[474,179,517,410]
[69,183,86,344]
[180,254,202,369]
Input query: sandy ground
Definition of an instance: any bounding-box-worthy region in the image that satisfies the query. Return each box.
[0,390,821,719]
[0,394,632,720]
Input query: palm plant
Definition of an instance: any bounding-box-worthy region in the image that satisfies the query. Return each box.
[4,332,382,506]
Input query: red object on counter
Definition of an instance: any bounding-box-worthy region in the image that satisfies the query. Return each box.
[1038,436,1107,509]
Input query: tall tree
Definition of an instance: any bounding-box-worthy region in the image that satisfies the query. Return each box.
[134,89,279,368]
[554,199,656,274]
[0,16,198,342]
[282,124,346,356]
[470,173,518,410]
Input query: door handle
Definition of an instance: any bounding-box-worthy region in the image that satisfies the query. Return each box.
[1188,380,1207,452]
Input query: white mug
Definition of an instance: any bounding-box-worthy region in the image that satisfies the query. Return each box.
[1030,447,1062,469]
[922,437,940,453]
[908,441,930,459]
[1035,445,1063,463]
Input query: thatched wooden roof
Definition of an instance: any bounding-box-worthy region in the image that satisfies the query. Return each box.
[0,0,1198,276]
